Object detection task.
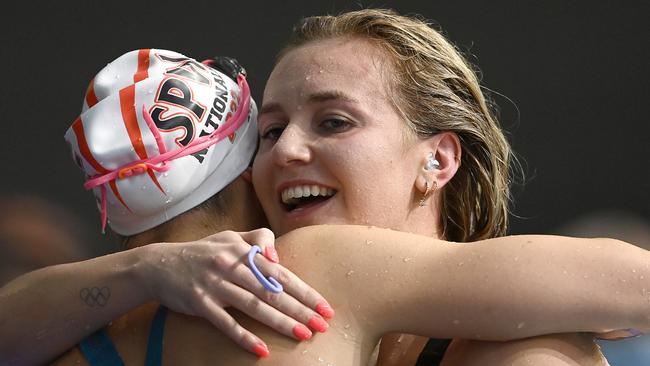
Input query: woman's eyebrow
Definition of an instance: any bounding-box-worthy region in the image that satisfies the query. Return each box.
[260,91,359,115]
[307,90,359,104]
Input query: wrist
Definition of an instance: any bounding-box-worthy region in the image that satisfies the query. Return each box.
[129,245,159,304]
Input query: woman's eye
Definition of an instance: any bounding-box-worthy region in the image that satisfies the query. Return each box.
[261,125,285,141]
[319,118,353,133]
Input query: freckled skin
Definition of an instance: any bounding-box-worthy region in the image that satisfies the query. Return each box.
[253,37,436,237]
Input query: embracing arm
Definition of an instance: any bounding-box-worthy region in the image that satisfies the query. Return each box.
[0,228,331,365]
[277,225,649,341]
[0,249,148,365]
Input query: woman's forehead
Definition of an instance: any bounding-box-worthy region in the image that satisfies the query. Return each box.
[263,37,391,107]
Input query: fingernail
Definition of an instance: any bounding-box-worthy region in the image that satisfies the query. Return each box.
[293,324,313,340]
[308,316,329,333]
[316,300,335,319]
[253,343,270,358]
[264,246,280,263]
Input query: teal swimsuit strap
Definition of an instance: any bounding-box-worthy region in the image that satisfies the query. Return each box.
[144,306,168,366]
[79,306,168,366]
[78,329,125,366]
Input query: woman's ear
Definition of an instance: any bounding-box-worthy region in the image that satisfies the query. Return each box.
[415,132,462,194]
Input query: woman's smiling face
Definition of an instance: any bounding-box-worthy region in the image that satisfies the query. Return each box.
[252,37,425,236]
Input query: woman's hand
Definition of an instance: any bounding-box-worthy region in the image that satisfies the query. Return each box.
[135,228,334,356]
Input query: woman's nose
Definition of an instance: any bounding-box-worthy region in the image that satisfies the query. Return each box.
[271,125,311,167]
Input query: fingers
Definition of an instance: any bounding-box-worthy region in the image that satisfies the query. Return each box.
[253,257,335,319]
[239,228,279,263]
[218,280,319,341]
[194,295,270,358]
[227,256,333,332]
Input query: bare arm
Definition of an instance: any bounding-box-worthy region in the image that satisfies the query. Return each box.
[0,249,147,365]
[277,225,649,341]
[0,229,330,365]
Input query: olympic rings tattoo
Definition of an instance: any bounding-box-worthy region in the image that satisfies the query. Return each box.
[80,286,111,307]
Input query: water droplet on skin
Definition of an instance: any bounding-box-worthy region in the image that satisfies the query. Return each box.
[181,248,187,255]
[346,270,355,277]
[319,69,324,73]
[318,357,324,362]
[365,240,373,245]
[403,257,412,262]
[458,262,464,267]
[517,322,525,329]
[306,76,311,81]
[301,349,308,355]
[632,269,637,273]
[344,324,350,329]
[160,258,166,263]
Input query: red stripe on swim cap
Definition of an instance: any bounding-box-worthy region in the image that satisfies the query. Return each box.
[119,84,165,194]
[72,117,108,174]
[85,79,99,108]
[72,117,131,211]
[109,180,131,212]
[133,49,150,83]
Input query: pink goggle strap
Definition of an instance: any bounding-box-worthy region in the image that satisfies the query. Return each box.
[84,74,251,233]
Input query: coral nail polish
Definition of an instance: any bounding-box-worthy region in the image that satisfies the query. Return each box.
[293,324,313,340]
[253,343,270,358]
[264,246,280,263]
[308,316,329,333]
[316,300,335,319]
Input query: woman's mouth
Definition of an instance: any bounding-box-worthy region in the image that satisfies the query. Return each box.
[280,184,337,212]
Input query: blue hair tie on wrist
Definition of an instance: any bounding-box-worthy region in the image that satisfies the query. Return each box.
[247,245,283,293]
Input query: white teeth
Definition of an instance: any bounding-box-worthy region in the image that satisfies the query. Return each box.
[281,184,336,204]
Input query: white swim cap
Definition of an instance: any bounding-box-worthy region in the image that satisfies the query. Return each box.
[64,49,257,235]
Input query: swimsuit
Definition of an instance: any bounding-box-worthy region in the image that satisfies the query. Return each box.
[79,306,167,366]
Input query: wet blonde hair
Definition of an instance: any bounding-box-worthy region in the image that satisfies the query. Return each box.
[278,8,515,242]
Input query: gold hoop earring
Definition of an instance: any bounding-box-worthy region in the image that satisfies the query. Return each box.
[419,180,437,206]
